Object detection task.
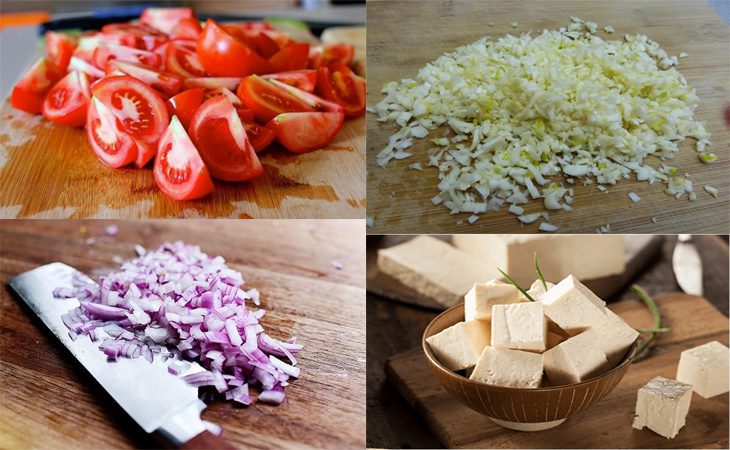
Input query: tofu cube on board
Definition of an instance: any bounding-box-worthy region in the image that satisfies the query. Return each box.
[491,302,547,352]
[540,275,607,334]
[592,309,640,366]
[633,376,693,439]
[470,347,544,388]
[464,279,524,321]
[426,320,491,371]
[543,329,611,385]
[676,340,730,399]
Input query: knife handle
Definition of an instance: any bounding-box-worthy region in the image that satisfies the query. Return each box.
[181,430,238,450]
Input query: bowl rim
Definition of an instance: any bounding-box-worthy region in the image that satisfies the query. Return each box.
[422,302,638,393]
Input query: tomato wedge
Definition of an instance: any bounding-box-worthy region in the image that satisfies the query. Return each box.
[268,43,309,73]
[165,43,207,78]
[189,95,263,181]
[243,121,276,153]
[94,43,162,70]
[86,96,138,167]
[205,87,242,106]
[197,19,272,77]
[316,62,366,117]
[11,58,64,114]
[183,77,242,90]
[262,70,317,93]
[42,71,91,127]
[267,112,345,154]
[154,115,214,200]
[107,60,183,97]
[68,56,106,79]
[167,87,205,129]
[172,17,202,40]
[237,75,315,123]
[102,23,167,50]
[46,31,76,71]
[268,78,344,113]
[141,7,194,35]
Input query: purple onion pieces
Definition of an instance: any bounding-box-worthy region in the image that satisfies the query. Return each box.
[53,241,302,405]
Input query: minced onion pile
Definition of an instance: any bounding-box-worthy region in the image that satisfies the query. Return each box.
[53,241,302,406]
[371,18,713,225]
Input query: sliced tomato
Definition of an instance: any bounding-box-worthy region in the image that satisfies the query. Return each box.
[167,87,205,129]
[172,17,202,40]
[102,23,168,50]
[323,43,355,66]
[237,75,315,123]
[68,56,106,79]
[11,58,64,114]
[224,25,280,59]
[236,107,255,123]
[189,95,263,181]
[268,43,309,73]
[262,70,317,93]
[141,7,194,35]
[183,77,241,90]
[267,112,345,154]
[45,31,76,71]
[73,35,105,63]
[107,60,183,97]
[154,115,213,200]
[42,71,91,127]
[165,43,207,78]
[197,19,272,77]
[91,75,169,151]
[316,62,366,117]
[86,96,138,167]
[243,121,275,153]
[268,78,344,113]
[94,43,161,70]
[205,87,242,106]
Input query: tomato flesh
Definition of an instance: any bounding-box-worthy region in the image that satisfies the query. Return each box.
[141,7,194,35]
[263,70,317,93]
[316,62,366,117]
[11,58,64,114]
[172,17,202,40]
[107,60,183,98]
[94,43,162,70]
[267,112,345,154]
[42,70,91,127]
[189,95,263,181]
[268,43,309,73]
[86,96,138,167]
[237,75,315,123]
[165,43,207,78]
[46,31,76,71]
[69,56,105,79]
[167,87,205,130]
[243,121,276,153]
[183,77,242,90]
[197,19,272,77]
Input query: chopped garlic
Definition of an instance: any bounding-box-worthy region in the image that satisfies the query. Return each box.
[679,52,688,58]
[366,216,374,227]
[467,215,480,224]
[604,25,615,33]
[409,162,423,171]
[597,224,612,233]
[704,185,719,198]
[518,212,543,224]
[508,204,525,215]
[538,222,559,232]
[510,22,518,28]
[651,217,657,223]
[628,192,641,202]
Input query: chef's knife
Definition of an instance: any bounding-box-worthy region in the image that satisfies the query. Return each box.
[8,263,236,450]
[672,234,703,296]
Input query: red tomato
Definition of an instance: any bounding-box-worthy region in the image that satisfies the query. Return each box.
[172,18,202,40]
[262,70,317,93]
[165,43,207,78]
[86,96,138,167]
[167,87,205,129]
[266,112,345,154]
[197,19,272,77]
[11,58,64,114]
[236,107,255,123]
[102,23,168,50]
[224,25,280,58]
[189,95,263,181]
[183,77,241,90]
[91,75,169,153]
[237,75,315,123]
[205,87,242,106]
[154,116,214,200]
[73,35,104,63]
[94,43,161,70]
[45,31,76,71]
[316,62,366,117]
[107,60,183,97]
[243,121,275,153]
[268,43,309,73]
[268,78,344,113]
[323,43,355,66]
[141,7,194,35]
[42,71,91,127]
[69,56,106,79]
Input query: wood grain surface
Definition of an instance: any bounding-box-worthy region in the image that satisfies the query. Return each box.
[0,219,365,450]
[366,235,729,449]
[386,293,729,449]
[366,0,730,233]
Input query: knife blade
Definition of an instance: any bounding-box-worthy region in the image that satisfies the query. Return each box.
[672,234,703,296]
[8,262,231,448]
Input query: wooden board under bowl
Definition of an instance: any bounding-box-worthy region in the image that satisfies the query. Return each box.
[385,293,729,449]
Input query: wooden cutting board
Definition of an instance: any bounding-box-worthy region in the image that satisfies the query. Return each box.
[367,235,663,309]
[385,293,729,449]
[0,220,365,449]
[366,0,730,233]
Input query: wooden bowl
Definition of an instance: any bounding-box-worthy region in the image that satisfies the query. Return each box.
[422,303,637,431]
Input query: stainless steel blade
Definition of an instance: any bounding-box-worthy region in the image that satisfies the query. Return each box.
[672,235,703,296]
[8,263,208,444]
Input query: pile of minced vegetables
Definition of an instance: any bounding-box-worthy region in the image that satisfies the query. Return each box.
[370,17,716,229]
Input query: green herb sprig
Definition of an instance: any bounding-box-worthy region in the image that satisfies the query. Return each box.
[631,284,670,359]
[534,252,547,291]
[497,268,536,302]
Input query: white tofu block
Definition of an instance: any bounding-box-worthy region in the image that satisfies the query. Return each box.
[543,329,611,385]
[540,275,607,334]
[451,235,625,286]
[464,279,525,321]
[592,309,640,366]
[676,340,730,399]
[491,302,547,352]
[426,320,491,371]
[526,279,555,300]
[378,236,492,308]
[633,376,693,439]
[470,347,543,388]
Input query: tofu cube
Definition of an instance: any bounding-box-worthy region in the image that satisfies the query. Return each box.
[676,340,729,399]
[470,347,543,388]
[426,320,491,371]
[592,309,640,366]
[543,329,611,385]
[633,376,693,439]
[526,279,555,300]
[465,279,525,321]
[491,302,547,352]
[540,275,607,334]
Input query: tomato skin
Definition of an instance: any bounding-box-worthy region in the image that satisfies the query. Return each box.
[244,121,276,153]
[237,75,315,123]
[45,31,76,71]
[102,23,167,50]
[267,112,345,154]
[172,17,202,40]
[11,58,64,114]
[167,87,205,129]
[262,70,317,93]
[268,78,344,113]
[189,95,263,181]
[268,43,309,73]
[183,77,241,90]
[316,62,366,117]
[197,19,272,77]
[42,70,91,127]
[141,7,194,35]
[86,96,138,168]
